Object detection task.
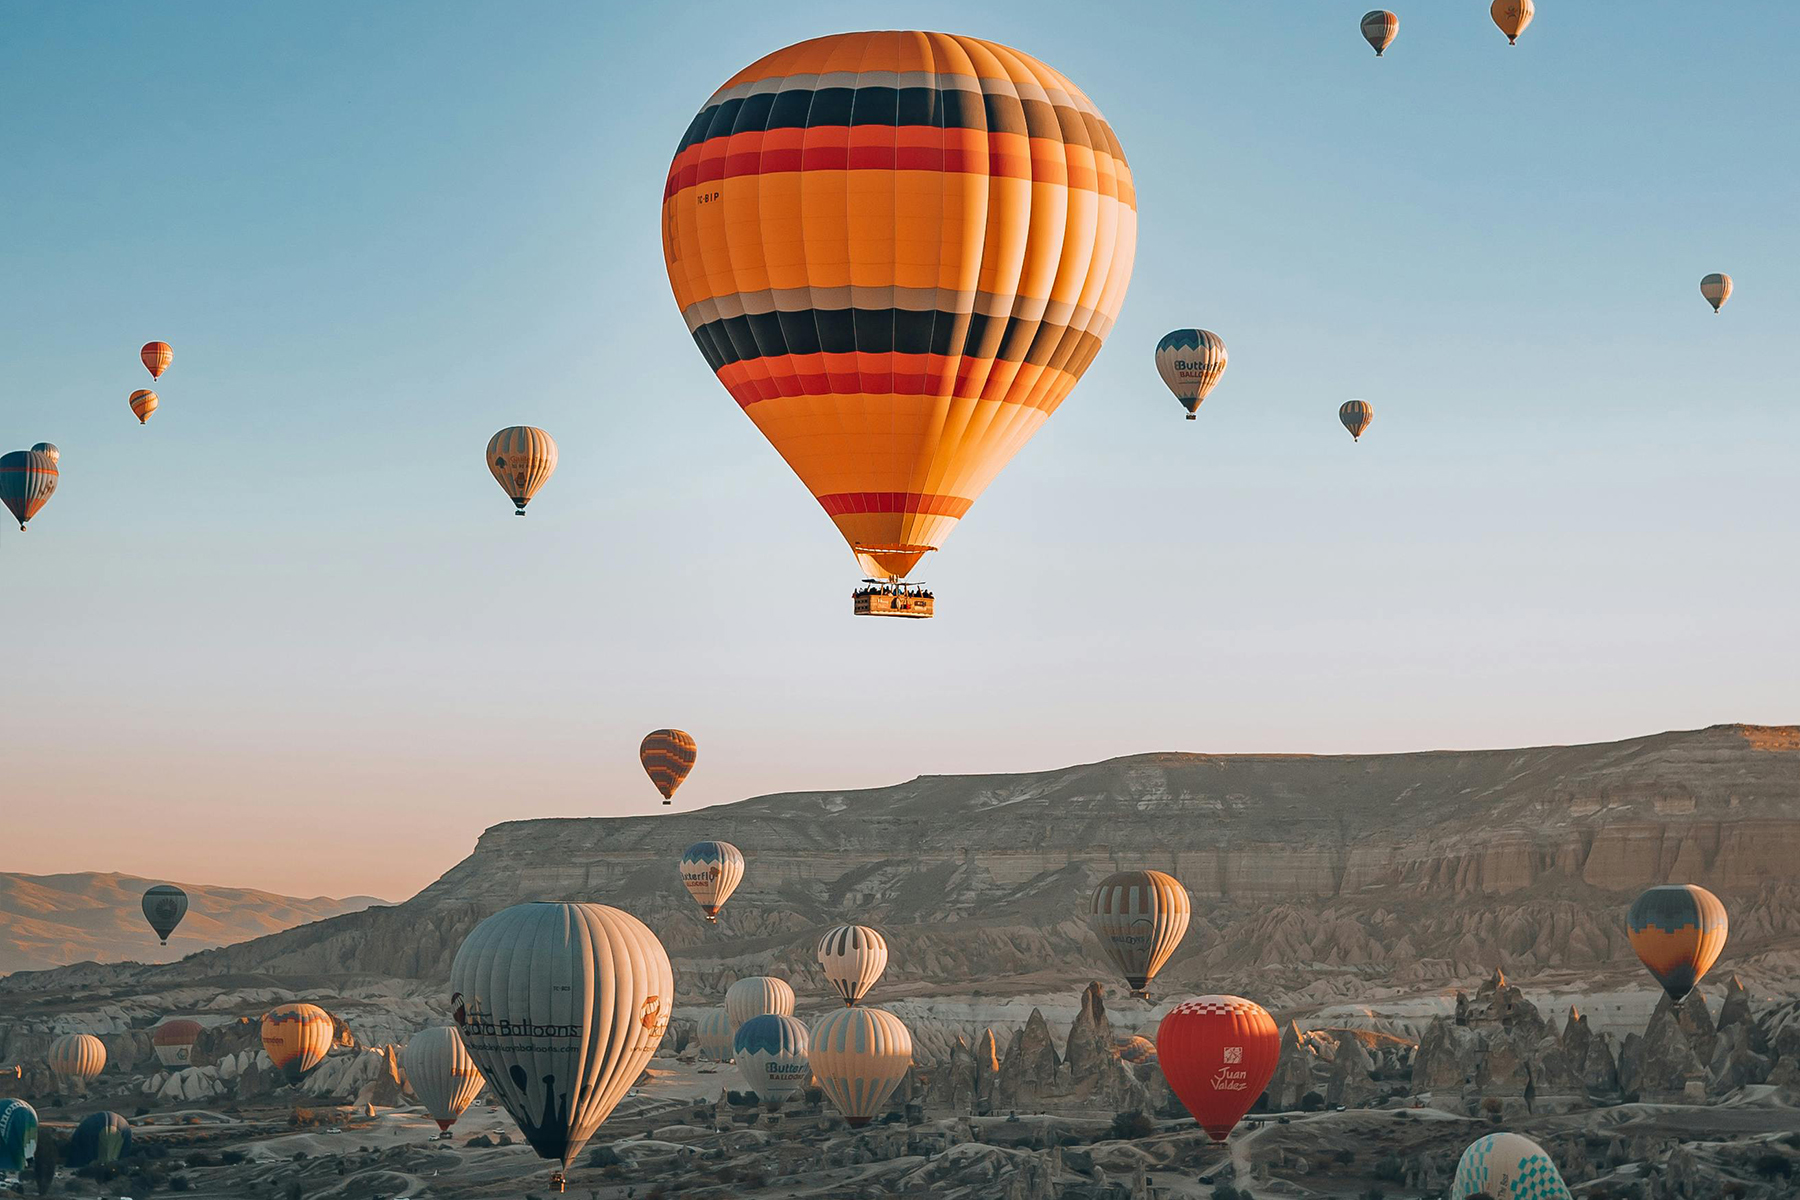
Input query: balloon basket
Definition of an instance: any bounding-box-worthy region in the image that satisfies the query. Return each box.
[550,1169,566,1193]
[853,584,934,619]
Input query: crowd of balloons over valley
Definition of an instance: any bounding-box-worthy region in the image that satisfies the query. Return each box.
[0,6,1762,1199]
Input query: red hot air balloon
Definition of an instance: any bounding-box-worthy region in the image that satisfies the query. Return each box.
[141,342,173,379]
[1155,995,1279,1141]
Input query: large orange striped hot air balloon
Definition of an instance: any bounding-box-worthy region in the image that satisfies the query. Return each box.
[1627,884,1728,1002]
[661,32,1137,603]
[140,342,172,380]
[261,1003,335,1084]
[641,729,697,805]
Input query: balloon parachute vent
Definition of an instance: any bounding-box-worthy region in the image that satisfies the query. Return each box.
[853,584,934,619]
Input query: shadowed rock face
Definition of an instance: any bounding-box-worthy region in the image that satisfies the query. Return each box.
[4,725,1796,1011]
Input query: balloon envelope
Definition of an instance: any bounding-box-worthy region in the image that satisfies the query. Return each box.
[734,1014,811,1104]
[129,389,159,424]
[1449,1132,1572,1200]
[1340,399,1373,441]
[261,1003,335,1084]
[725,975,796,1032]
[817,924,889,1006]
[1491,0,1534,43]
[141,341,172,379]
[809,1006,912,1126]
[68,1112,132,1168]
[661,31,1138,581]
[697,1007,735,1062]
[679,841,744,921]
[1090,870,1190,999]
[142,884,188,944]
[449,902,673,1171]
[1155,330,1228,419]
[485,426,558,514]
[0,1100,37,1172]
[152,1018,204,1069]
[1627,884,1728,1002]
[1155,995,1278,1141]
[0,450,58,530]
[1700,272,1732,312]
[1361,10,1399,55]
[48,1033,106,1082]
[402,1026,485,1132]
[641,730,697,802]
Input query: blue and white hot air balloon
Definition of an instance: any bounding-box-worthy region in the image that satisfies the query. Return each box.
[678,841,744,922]
[733,1014,810,1106]
[1155,329,1228,420]
[1450,1132,1572,1200]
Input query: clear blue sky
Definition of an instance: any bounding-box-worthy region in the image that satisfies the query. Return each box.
[3,2,1795,897]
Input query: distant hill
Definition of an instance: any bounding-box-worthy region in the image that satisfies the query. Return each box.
[0,872,388,975]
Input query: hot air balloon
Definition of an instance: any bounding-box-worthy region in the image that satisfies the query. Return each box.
[1627,884,1728,1002]
[450,902,672,1193]
[261,1003,335,1084]
[641,729,697,805]
[129,389,159,424]
[402,1026,485,1135]
[47,1033,106,1083]
[679,840,744,921]
[67,1112,132,1169]
[1491,0,1534,44]
[1155,995,1278,1142]
[661,32,1137,607]
[152,1019,204,1069]
[0,450,57,531]
[810,1005,912,1127]
[29,443,58,466]
[818,924,889,1006]
[697,1007,735,1062]
[725,975,796,1032]
[142,884,188,945]
[1700,272,1732,313]
[141,341,172,380]
[0,1100,36,1173]
[734,1014,811,1106]
[1089,870,1190,1000]
[1155,330,1228,420]
[1340,399,1373,442]
[1361,10,1399,56]
[1449,1132,1572,1200]
[485,426,558,515]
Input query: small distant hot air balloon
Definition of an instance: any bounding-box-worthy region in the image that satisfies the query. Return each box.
[129,389,159,424]
[1340,399,1374,442]
[1155,330,1228,420]
[261,1003,335,1084]
[641,729,697,805]
[1627,884,1728,1002]
[29,443,58,466]
[450,903,672,1192]
[0,450,58,530]
[810,1006,912,1127]
[152,1019,204,1069]
[818,924,889,1006]
[402,1026,485,1134]
[725,976,795,1033]
[47,1033,106,1083]
[679,841,744,922]
[1449,1132,1572,1200]
[0,1100,36,1172]
[485,426,557,515]
[1491,0,1534,44]
[1089,870,1190,1000]
[141,341,172,380]
[734,1014,810,1106]
[1700,273,1732,313]
[68,1112,132,1169]
[1361,10,1399,55]
[142,884,188,945]
[697,1007,735,1062]
[1156,996,1278,1142]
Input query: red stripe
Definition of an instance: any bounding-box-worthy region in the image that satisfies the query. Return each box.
[816,492,972,518]
[716,351,1073,409]
[665,127,1048,200]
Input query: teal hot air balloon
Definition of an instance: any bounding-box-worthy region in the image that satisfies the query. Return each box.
[1450,1132,1571,1199]
[0,1100,37,1172]
[733,1014,811,1106]
[0,450,58,530]
[68,1112,132,1169]
[142,884,188,945]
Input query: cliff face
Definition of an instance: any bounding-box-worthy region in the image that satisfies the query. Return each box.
[6,724,1796,1008]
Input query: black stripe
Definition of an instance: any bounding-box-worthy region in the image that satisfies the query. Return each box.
[688,307,1102,368]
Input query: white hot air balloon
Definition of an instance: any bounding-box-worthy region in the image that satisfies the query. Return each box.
[1700,272,1732,313]
[402,1026,485,1135]
[1450,1132,1572,1199]
[1089,870,1191,1000]
[1155,329,1228,420]
[697,1008,734,1062]
[678,841,745,922]
[734,1014,810,1106]
[809,1006,913,1127]
[725,976,795,1033]
[450,903,673,1193]
[47,1034,106,1083]
[817,924,889,1006]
